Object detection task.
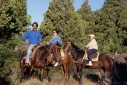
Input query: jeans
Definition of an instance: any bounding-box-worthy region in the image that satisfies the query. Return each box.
[25,44,36,63]
[88,49,97,61]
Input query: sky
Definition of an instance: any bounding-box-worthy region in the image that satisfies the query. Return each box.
[27,0,105,28]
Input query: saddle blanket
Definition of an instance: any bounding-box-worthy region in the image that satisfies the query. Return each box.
[82,52,99,61]
[23,45,41,59]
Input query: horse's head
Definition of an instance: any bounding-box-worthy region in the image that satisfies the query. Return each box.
[50,44,62,62]
[63,42,72,52]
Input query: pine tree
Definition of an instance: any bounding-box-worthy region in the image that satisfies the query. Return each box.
[77,0,96,35]
[0,0,29,42]
[39,0,87,48]
[0,0,29,83]
[95,0,127,53]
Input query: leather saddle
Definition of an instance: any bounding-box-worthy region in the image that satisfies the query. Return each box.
[83,50,99,61]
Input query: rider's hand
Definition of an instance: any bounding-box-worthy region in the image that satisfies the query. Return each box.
[46,42,49,45]
[25,39,29,44]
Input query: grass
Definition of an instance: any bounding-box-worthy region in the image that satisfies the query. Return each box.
[17,69,100,85]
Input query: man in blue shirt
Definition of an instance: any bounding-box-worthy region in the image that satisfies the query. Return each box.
[47,29,62,46]
[22,22,43,66]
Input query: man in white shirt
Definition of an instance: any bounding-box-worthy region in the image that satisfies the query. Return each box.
[85,34,98,66]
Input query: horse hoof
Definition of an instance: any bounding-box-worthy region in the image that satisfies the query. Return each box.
[60,82,64,85]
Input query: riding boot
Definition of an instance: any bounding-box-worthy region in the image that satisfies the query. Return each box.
[87,61,92,66]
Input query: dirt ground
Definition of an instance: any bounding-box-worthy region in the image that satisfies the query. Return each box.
[19,72,112,85]
[47,73,111,85]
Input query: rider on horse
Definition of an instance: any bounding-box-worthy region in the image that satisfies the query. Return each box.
[22,22,43,66]
[47,29,62,66]
[47,29,62,46]
[85,34,98,66]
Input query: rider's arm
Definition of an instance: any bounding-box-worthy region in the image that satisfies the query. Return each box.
[38,32,43,45]
[57,36,62,45]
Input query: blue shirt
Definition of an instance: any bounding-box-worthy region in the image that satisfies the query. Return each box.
[49,35,62,45]
[22,30,43,45]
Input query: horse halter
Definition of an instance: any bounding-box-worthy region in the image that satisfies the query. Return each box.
[49,44,62,61]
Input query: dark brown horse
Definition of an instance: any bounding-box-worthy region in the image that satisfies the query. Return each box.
[63,42,114,85]
[20,44,61,82]
[112,56,127,85]
[20,44,72,84]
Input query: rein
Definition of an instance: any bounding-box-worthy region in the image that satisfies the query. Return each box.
[44,46,50,53]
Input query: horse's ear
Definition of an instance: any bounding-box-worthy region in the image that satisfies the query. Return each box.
[115,51,118,56]
[113,51,118,59]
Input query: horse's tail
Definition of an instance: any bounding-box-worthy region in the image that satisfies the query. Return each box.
[111,60,120,84]
[68,61,72,81]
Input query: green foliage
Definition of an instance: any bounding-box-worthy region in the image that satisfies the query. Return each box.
[77,0,96,35]
[39,0,87,48]
[0,0,29,41]
[95,0,127,53]
[0,0,30,84]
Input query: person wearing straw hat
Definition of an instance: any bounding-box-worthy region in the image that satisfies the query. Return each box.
[85,34,98,66]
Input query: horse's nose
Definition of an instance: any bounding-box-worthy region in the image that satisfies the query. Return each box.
[55,56,61,62]
[52,56,56,61]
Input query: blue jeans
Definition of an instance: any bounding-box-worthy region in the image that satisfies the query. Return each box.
[88,49,97,61]
[25,44,36,63]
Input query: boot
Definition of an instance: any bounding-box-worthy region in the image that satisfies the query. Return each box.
[86,61,92,66]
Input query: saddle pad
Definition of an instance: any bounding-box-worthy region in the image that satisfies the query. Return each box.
[60,49,65,60]
[23,45,41,59]
[82,52,99,61]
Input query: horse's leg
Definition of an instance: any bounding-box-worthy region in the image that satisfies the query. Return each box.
[61,66,65,76]
[39,67,44,82]
[20,59,25,82]
[45,67,51,82]
[67,63,72,81]
[60,65,68,84]
[28,65,34,79]
[20,66,24,82]
[79,67,83,85]
[99,68,105,85]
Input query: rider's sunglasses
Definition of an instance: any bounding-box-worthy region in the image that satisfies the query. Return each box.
[53,31,56,34]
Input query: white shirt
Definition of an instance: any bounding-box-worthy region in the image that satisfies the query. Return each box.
[85,39,98,50]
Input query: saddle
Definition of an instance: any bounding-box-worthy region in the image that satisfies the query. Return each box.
[83,50,99,61]
[31,45,41,57]
[23,45,41,59]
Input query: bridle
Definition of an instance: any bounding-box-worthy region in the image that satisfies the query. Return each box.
[63,42,74,52]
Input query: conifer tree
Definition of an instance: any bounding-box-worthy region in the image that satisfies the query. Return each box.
[0,0,28,42]
[95,0,127,53]
[39,0,87,47]
[0,0,29,83]
[77,0,96,35]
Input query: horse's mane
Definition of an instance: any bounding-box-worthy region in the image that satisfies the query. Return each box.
[71,42,85,53]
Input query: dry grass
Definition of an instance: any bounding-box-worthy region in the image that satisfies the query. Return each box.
[17,71,101,85]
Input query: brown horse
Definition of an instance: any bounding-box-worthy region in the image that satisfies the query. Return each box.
[20,44,72,84]
[47,45,72,84]
[20,44,61,82]
[63,42,114,85]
